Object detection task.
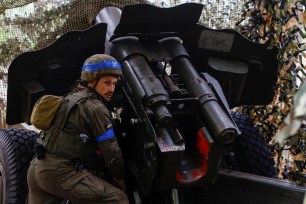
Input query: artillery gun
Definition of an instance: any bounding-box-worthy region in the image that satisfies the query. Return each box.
[0,3,281,204]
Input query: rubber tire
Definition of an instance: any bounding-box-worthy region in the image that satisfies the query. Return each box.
[0,128,38,204]
[231,112,278,177]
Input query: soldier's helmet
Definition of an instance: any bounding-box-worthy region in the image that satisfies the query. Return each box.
[81,54,122,82]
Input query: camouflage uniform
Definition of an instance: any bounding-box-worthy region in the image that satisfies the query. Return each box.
[27,54,127,204]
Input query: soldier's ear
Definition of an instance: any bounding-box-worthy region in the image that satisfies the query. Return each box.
[87,80,97,88]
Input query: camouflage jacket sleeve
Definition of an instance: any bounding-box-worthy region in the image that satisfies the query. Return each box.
[89,103,125,180]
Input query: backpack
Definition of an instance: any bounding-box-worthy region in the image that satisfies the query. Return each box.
[30,95,63,130]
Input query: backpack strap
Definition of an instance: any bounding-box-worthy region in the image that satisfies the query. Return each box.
[57,91,89,131]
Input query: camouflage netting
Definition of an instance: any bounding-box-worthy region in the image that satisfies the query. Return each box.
[236,0,306,183]
[1,0,306,183]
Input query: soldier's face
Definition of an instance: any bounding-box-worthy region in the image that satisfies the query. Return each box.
[88,76,118,101]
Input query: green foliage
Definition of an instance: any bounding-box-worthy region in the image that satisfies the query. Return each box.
[0,27,4,42]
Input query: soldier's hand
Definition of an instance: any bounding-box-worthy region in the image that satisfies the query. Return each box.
[113,178,126,192]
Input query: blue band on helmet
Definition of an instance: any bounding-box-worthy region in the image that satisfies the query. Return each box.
[96,128,115,142]
[82,60,122,73]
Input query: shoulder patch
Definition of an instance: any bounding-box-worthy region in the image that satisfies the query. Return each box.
[106,122,113,129]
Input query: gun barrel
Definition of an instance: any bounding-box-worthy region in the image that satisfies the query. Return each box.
[171,57,237,143]
[125,55,173,127]
[162,75,182,97]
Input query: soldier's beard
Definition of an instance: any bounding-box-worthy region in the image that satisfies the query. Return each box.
[103,92,113,101]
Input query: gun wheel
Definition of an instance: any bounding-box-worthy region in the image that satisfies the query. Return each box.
[0,128,38,204]
[231,112,278,177]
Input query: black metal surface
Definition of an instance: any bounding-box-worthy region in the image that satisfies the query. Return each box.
[109,36,190,63]
[125,55,172,127]
[183,24,279,107]
[202,169,306,204]
[108,3,241,193]
[112,3,203,38]
[7,23,107,125]
[171,56,238,144]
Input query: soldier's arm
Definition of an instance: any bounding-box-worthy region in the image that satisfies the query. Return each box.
[97,136,125,179]
[90,106,125,180]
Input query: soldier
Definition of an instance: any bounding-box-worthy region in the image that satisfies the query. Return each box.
[27,54,128,204]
